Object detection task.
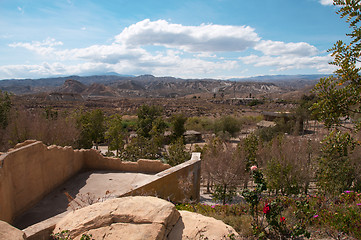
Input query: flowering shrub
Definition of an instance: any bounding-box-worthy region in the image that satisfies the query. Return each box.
[177,191,361,239]
[241,167,269,237]
[312,191,361,239]
[241,167,313,239]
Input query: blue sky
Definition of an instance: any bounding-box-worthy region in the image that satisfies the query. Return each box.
[0,0,349,79]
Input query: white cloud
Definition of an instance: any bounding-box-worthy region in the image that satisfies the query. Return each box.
[254,40,318,57]
[196,52,217,58]
[240,54,336,72]
[0,56,239,79]
[58,44,147,63]
[3,19,336,78]
[0,62,114,79]
[320,0,334,6]
[115,19,260,52]
[9,38,63,56]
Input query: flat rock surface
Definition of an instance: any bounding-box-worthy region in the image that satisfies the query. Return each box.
[0,220,26,240]
[75,222,165,240]
[14,171,155,229]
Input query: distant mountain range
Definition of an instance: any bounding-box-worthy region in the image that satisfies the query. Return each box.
[0,74,327,97]
[229,74,330,88]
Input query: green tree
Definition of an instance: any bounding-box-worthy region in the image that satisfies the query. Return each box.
[77,109,105,149]
[265,157,300,195]
[317,130,355,194]
[124,105,166,161]
[166,137,191,166]
[296,94,317,134]
[105,114,125,157]
[312,0,361,131]
[0,91,11,129]
[243,134,259,170]
[238,134,259,189]
[122,135,162,161]
[312,0,361,193]
[170,114,187,142]
[137,105,164,138]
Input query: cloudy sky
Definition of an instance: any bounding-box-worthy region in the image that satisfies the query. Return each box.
[0,0,348,79]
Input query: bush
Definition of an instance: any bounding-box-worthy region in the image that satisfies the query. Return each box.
[185,116,214,132]
[214,115,241,138]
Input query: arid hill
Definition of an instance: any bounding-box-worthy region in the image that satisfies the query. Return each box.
[56,79,87,94]
[0,74,324,98]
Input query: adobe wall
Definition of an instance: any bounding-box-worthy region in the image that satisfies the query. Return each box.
[0,141,85,224]
[83,151,170,173]
[123,153,201,203]
[0,141,171,224]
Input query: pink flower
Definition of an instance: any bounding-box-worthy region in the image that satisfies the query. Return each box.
[250,165,258,171]
[313,215,319,218]
[211,205,215,208]
[357,203,361,206]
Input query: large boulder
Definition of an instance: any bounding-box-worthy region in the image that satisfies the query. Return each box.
[53,196,241,240]
[0,220,26,240]
[168,210,240,240]
[53,196,180,240]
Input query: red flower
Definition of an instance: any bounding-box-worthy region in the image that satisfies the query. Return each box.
[263,204,270,214]
[280,216,285,223]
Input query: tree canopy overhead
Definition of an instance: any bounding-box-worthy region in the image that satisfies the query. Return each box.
[312,0,361,132]
[312,0,361,193]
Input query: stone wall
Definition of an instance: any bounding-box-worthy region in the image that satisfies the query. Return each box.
[0,141,172,224]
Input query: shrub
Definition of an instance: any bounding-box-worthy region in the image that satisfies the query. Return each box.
[185,116,214,132]
[214,115,241,138]
[317,131,355,195]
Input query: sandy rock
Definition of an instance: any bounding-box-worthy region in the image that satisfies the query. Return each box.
[54,196,241,240]
[168,210,241,240]
[53,196,180,239]
[0,220,26,240]
[76,223,165,240]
